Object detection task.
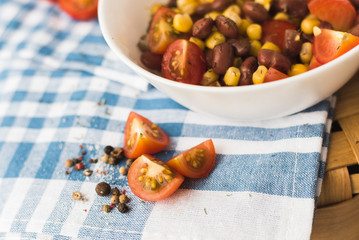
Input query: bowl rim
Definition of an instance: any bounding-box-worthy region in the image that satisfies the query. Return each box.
[98,0,359,93]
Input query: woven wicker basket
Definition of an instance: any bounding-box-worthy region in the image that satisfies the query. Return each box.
[311,72,359,240]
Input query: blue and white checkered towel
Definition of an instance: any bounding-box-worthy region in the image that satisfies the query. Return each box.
[0,0,334,239]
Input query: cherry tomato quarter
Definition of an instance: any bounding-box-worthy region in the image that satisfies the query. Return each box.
[161,39,207,85]
[58,0,98,21]
[123,112,170,159]
[308,0,356,31]
[264,67,289,83]
[313,28,359,64]
[128,154,184,201]
[166,139,215,178]
[261,20,297,51]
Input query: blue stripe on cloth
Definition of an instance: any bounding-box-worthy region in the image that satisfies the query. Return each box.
[35,142,64,179]
[28,118,45,129]
[66,53,104,66]
[0,178,17,214]
[134,98,187,110]
[4,143,34,178]
[1,117,16,127]
[180,152,321,198]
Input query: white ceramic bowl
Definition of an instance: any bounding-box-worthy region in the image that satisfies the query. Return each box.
[98,0,359,121]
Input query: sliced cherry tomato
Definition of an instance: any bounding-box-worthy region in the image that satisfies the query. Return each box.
[166,139,215,178]
[313,28,359,64]
[123,112,170,159]
[161,39,206,85]
[58,0,98,21]
[307,56,322,70]
[148,7,184,54]
[261,20,297,51]
[128,154,184,201]
[308,0,356,31]
[264,67,289,83]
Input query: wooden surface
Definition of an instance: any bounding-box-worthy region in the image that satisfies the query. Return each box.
[311,72,359,239]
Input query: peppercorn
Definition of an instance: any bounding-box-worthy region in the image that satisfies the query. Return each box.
[89,158,98,164]
[95,182,111,196]
[110,195,119,204]
[126,159,134,167]
[101,154,109,163]
[81,150,86,155]
[112,187,121,196]
[103,204,111,213]
[104,145,114,155]
[119,194,129,204]
[110,147,124,159]
[72,191,82,200]
[108,156,119,165]
[119,166,128,175]
[118,203,129,213]
[65,159,74,168]
[83,169,93,176]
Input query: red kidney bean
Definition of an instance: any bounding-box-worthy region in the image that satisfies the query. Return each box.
[350,0,359,8]
[257,49,291,73]
[242,2,270,23]
[239,56,258,86]
[166,0,177,8]
[283,29,302,57]
[350,24,359,37]
[215,15,239,39]
[318,21,333,30]
[212,42,234,75]
[211,0,233,12]
[140,51,162,70]
[301,32,313,43]
[205,49,214,68]
[192,18,214,39]
[271,0,308,18]
[194,3,212,16]
[228,38,250,57]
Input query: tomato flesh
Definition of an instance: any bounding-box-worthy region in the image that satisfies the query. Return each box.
[124,112,170,159]
[128,154,184,201]
[308,0,356,31]
[58,0,98,21]
[166,139,215,178]
[261,20,297,51]
[307,56,322,70]
[162,39,207,85]
[264,67,289,83]
[313,28,359,64]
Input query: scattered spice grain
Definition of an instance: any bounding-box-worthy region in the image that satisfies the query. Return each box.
[95,182,111,196]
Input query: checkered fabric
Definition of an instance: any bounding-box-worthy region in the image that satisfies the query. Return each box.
[0,0,334,239]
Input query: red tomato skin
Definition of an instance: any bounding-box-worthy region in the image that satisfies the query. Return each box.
[261,20,297,51]
[166,139,216,178]
[264,67,289,83]
[307,56,322,70]
[161,39,207,85]
[313,28,359,64]
[123,112,170,159]
[58,0,98,21]
[308,0,356,31]
[127,154,184,201]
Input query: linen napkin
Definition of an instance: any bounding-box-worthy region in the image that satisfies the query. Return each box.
[0,0,334,239]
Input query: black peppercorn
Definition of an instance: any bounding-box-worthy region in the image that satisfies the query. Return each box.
[112,187,121,196]
[95,182,111,196]
[118,203,129,213]
[104,145,114,155]
[110,147,124,159]
[108,157,119,165]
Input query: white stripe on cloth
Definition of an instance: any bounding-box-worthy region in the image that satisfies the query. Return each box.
[26,180,67,233]
[0,178,34,232]
[141,189,314,240]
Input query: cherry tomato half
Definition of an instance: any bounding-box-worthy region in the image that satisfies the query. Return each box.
[162,39,207,85]
[58,0,98,21]
[128,154,184,201]
[123,112,170,159]
[261,20,297,51]
[264,67,289,83]
[149,7,184,54]
[166,139,215,178]
[313,28,359,64]
[308,0,356,31]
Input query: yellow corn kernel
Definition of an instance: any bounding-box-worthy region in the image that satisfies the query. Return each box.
[246,24,262,40]
[173,14,193,33]
[189,37,205,50]
[288,64,308,76]
[300,42,313,64]
[273,12,289,21]
[249,40,262,56]
[236,0,246,6]
[205,31,226,49]
[301,17,320,35]
[223,4,241,16]
[223,11,242,27]
[252,65,268,84]
[255,0,271,11]
[261,41,280,52]
[200,69,220,86]
[204,11,222,20]
[238,19,252,36]
[150,4,163,15]
[177,0,199,15]
[199,0,214,3]
[224,67,241,86]
[233,57,243,68]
